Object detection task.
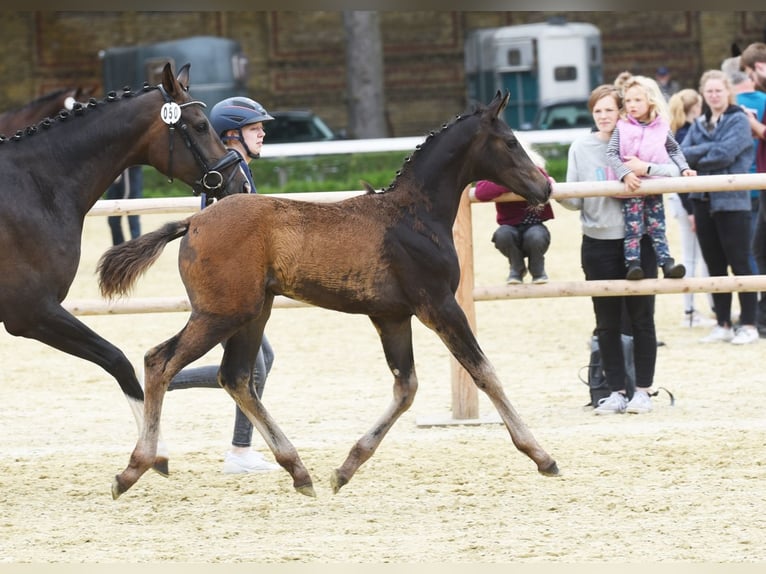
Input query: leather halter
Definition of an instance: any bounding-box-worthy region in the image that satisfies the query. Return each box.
[157,84,241,200]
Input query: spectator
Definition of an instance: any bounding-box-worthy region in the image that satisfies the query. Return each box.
[614,70,634,95]
[667,89,716,327]
[605,75,693,280]
[730,70,766,274]
[558,84,681,415]
[105,166,143,245]
[167,96,281,473]
[474,144,554,284]
[655,66,680,101]
[740,41,766,337]
[680,69,757,345]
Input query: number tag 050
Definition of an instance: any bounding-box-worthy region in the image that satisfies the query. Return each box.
[161,102,182,125]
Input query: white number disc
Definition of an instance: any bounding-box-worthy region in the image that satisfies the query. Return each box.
[160,102,182,125]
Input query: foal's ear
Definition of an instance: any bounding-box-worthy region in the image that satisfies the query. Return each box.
[488,90,510,119]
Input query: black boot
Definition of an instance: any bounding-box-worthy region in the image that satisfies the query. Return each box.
[626,261,644,280]
[662,258,686,278]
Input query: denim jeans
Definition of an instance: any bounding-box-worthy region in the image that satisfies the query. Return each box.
[168,335,274,448]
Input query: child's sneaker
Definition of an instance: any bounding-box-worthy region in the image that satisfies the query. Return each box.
[531,273,549,284]
[594,391,628,415]
[626,390,653,414]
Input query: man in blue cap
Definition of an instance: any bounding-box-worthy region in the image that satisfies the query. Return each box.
[655,66,680,101]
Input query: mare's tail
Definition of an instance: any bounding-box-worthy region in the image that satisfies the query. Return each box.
[97,219,190,298]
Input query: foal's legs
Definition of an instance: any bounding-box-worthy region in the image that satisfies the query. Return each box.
[112,313,235,499]
[217,313,315,497]
[332,316,418,493]
[419,298,558,476]
[4,301,168,474]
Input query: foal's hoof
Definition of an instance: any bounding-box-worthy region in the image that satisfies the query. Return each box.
[539,460,560,477]
[111,475,128,500]
[295,483,317,498]
[330,470,349,494]
[152,457,169,477]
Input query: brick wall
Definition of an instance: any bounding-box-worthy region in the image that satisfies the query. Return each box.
[1,11,765,137]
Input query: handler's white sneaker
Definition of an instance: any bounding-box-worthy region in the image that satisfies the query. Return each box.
[223,450,279,474]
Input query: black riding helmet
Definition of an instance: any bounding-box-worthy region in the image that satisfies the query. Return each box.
[209,97,274,159]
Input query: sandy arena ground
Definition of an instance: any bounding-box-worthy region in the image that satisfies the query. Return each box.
[1,197,764,563]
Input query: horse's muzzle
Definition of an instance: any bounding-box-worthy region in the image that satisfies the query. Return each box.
[191,150,245,200]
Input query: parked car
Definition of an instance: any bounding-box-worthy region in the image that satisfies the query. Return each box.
[265,110,343,143]
[521,99,593,131]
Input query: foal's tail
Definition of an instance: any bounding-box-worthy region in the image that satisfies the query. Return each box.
[97,219,191,299]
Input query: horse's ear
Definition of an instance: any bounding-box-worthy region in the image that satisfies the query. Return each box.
[76,84,97,100]
[361,180,377,194]
[489,90,510,119]
[161,62,191,97]
[161,62,177,96]
[176,63,191,92]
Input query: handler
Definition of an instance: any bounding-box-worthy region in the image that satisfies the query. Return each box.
[168,96,280,474]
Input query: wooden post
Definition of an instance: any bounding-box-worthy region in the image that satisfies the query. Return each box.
[449,186,479,420]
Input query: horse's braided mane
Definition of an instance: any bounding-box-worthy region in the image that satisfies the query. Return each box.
[380,103,481,193]
[0,83,158,144]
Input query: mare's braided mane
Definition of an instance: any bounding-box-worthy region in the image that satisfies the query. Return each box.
[0,83,159,144]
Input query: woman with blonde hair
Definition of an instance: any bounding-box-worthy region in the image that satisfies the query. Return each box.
[605,75,695,280]
[680,69,758,344]
[669,88,703,142]
[666,89,715,327]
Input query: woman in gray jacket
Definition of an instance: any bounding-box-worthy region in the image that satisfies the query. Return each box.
[681,69,757,345]
[559,84,681,415]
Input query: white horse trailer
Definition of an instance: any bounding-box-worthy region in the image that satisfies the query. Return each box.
[465,20,602,129]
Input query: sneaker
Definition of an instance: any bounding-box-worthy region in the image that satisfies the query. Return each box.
[626,261,644,280]
[662,259,686,279]
[681,309,717,328]
[731,325,759,345]
[222,450,280,474]
[531,273,549,284]
[626,390,653,414]
[594,391,628,415]
[507,268,527,284]
[699,325,734,343]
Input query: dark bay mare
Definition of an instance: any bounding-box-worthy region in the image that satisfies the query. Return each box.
[0,86,92,135]
[0,63,247,472]
[98,91,559,499]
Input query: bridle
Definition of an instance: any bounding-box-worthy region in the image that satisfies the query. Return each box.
[157,85,242,204]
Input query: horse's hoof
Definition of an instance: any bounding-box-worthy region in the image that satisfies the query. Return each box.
[330,469,348,494]
[295,483,316,498]
[152,457,169,477]
[111,475,127,500]
[539,460,560,477]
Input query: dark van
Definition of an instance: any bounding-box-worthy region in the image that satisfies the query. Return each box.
[99,35,248,113]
